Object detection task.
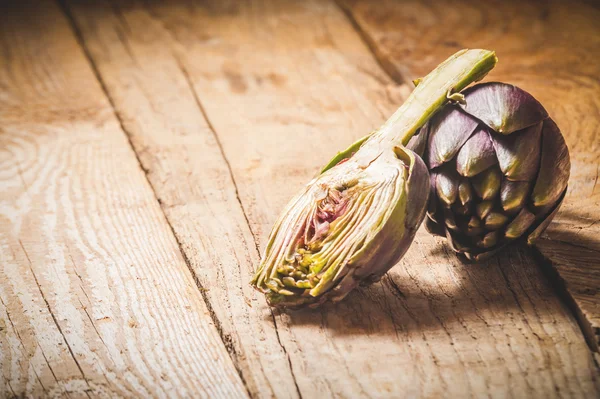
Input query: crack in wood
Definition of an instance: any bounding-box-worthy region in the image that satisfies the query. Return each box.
[172,50,303,399]
[531,246,600,354]
[172,56,263,261]
[0,296,49,396]
[18,239,92,398]
[334,0,411,86]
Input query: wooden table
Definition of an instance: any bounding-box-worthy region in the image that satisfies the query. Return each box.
[1,0,599,397]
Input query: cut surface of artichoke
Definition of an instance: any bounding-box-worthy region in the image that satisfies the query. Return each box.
[253,149,411,306]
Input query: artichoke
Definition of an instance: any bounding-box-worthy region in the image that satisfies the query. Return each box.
[251,49,497,307]
[408,82,570,261]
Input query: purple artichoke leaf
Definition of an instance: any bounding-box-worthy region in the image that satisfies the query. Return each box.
[456,127,497,177]
[505,208,536,239]
[443,208,459,230]
[484,211,509,230]
[406,123,429,159]
[462,216,484,236]
[531,118,570,209]
[457,178,474,205]
[397,146,431,231]
[471,164,502,200]
[500,179,531,214]
[426,106,479,168]
[478,230,500,249]
[490,121,543,181]
[427,172,441,218]
[476,200,494,220]
[467,246,504,262]
[444,228,470,253]
[433,165,461,206]
[460,82,548,135]
[527,188,567,245]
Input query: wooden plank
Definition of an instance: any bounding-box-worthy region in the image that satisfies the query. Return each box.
[63,1,299,397]
[66,0,600,397]
[338,0,600,350]
[0,1,248,397]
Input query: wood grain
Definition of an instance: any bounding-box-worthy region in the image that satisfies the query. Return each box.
[338,0,600,350]
[65,0,600,397]
[0,1,247,397]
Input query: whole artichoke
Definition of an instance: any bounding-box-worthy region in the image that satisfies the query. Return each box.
[251,49,498,307]
[409,82,570,261]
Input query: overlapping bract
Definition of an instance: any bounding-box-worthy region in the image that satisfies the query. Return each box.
[409,82,570,261]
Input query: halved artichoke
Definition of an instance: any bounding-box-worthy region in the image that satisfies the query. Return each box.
[252,145,429,307]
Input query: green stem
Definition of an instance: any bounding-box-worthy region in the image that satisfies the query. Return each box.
[376,49,497,147]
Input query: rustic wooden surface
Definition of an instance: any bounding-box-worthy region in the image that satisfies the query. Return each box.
[0,1,247,397]
[0,0,598,397]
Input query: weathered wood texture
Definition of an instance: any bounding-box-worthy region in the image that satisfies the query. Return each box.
[64,0,600,397]
[338,0,600,350]
[0,1,247,397]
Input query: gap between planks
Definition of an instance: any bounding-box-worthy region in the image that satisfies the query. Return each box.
[19,239,94,398]
[334,0,411,86]
[166,49,303,399]
[531,246,600,354]
[56,1,297,396]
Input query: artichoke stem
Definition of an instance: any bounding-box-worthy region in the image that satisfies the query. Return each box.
[376,49,497,147]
